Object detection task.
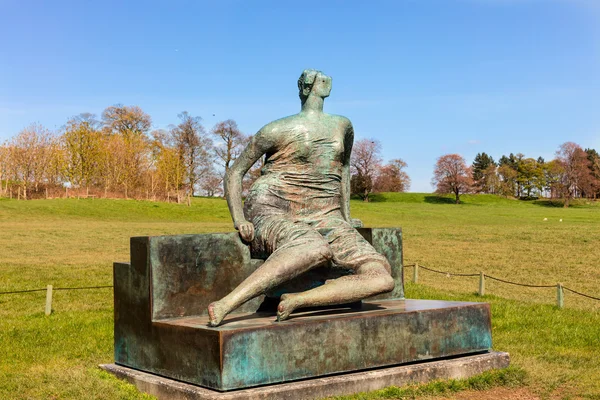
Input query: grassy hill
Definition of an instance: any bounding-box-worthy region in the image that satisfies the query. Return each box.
[0,194,599,399]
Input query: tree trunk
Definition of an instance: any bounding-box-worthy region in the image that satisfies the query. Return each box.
[455,189,460,204]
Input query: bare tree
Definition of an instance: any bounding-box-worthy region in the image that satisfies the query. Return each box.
[102,105,152,138]
[432,154,473,204]
[211,119,247,171]
[7,124,53,199]
[350,139,382,201]
[374,158,410,192]
[199,169,224,197]
[170,112,213,199]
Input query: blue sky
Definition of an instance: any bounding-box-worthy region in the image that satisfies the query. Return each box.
[1,0,599,192]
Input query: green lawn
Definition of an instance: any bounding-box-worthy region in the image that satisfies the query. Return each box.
[1,194,599,399]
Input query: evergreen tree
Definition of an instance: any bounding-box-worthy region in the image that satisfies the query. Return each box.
[472,152,496,193]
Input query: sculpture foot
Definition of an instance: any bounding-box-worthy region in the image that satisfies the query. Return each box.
[277,293,299,322]
[207,301,228,327]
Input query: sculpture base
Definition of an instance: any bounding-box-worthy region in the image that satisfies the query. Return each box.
[115,299,494,391]
[101,351,510,400]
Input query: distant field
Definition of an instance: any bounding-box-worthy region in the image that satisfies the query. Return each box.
[1,194,599,399]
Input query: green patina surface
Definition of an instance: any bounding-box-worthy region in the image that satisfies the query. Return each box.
[112,230,491,391]
[217,300,491,389]
[148,233,263,320]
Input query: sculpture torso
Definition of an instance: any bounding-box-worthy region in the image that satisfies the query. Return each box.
[245,113,350,221]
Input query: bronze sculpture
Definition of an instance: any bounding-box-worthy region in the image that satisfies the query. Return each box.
[208,69,394,326]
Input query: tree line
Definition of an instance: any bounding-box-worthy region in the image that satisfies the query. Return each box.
[432,142,600,207]
[0,105,411,202]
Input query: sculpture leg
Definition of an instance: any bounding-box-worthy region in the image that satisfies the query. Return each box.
[208,239,333,326]
[276,261,394,321]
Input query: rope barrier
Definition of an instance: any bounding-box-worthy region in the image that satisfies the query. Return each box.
[563,286,600,301]
[418,265,480,277]
[0,288,48,295]
[403,264,599,302]
[484,275,556,288]
[0,285,113,295]
[53,285,113,291]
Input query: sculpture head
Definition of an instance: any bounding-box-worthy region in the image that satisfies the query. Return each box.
[298,69,332,103]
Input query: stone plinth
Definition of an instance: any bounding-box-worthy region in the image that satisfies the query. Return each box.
[101,351,510,400]
[115,298,492,391]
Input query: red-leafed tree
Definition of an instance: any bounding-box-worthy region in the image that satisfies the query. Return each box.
[374,158,411,193]
[432,154,473,204]
[350,139,382,201]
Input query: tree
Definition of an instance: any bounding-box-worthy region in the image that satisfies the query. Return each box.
[7,124,53,199]
[472,152,495,193]
[170,112,213,199]
[544,159,564,199]
[211,119,247,171]
[199,169,224,197]
[497,164,517,198]
[584,148,600,199]
[480,164,499,194]
[102,105,153,198]
[350,139,382,201]
[63,114,102,194]
[102,105,152,138]
[150,129,185,201]
[432,154,473,204]
[45,135,66,191]
[373,158,410,192]
[0,143,7,196]
[517,157,545,198]
[554,142,592,207]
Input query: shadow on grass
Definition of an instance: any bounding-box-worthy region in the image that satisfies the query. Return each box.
[424,196,461,205]
[531,199,596,208]
[532,199,565,208]
[350,193,390,202]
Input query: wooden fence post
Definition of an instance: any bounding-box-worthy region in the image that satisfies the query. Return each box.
[45,285,53,315]
[413,263,419,284]
[557,283,564,309]
[479,272,485,296]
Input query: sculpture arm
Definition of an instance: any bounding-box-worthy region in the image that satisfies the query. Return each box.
[224,129,274,230]
[341,121,354,223]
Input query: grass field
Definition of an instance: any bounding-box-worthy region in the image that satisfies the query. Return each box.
[1,194,599,399]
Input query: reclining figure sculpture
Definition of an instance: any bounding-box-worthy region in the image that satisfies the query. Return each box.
[208,69,395,326]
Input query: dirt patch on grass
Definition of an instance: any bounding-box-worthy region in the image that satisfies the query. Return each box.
[434,387,540,400]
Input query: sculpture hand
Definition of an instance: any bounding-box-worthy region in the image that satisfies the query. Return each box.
[236,221,255,242]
